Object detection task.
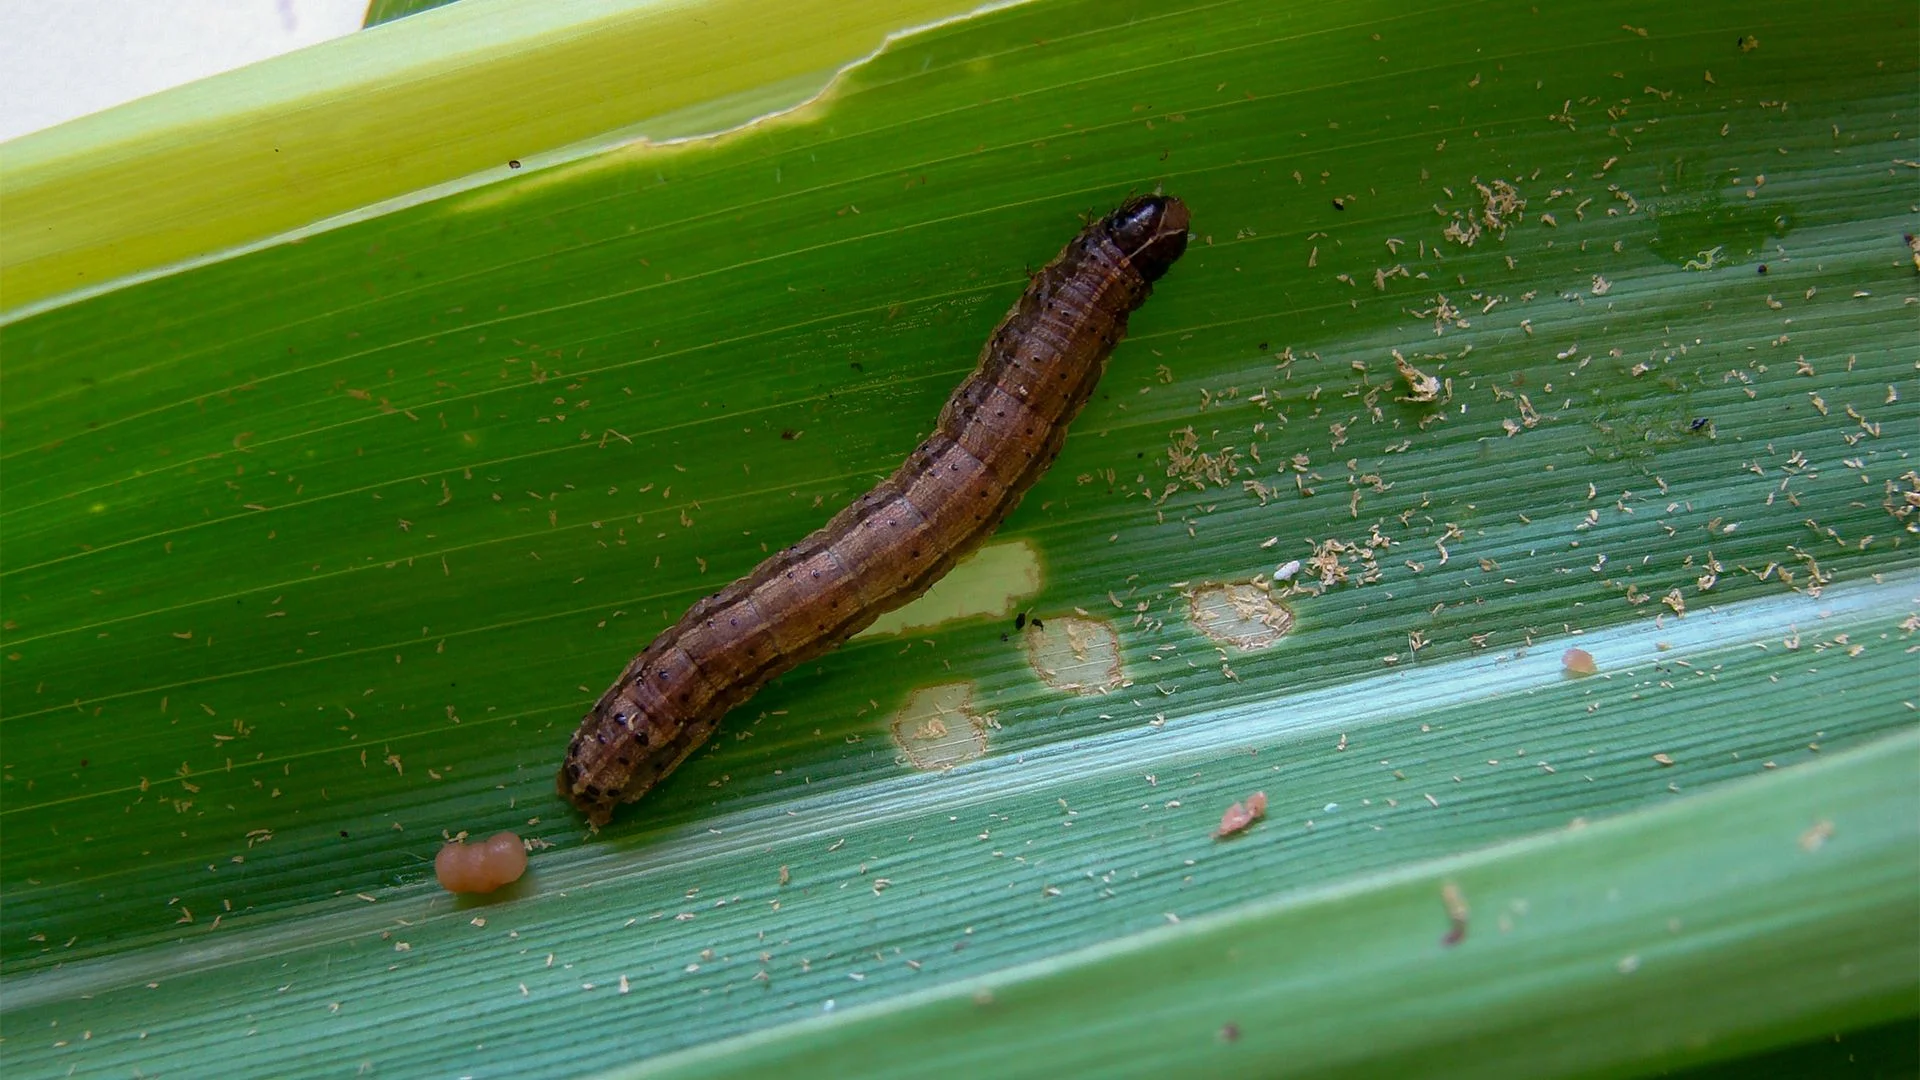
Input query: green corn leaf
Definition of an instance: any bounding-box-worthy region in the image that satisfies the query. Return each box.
[2,0,1915,1077]
[363,0,463,28]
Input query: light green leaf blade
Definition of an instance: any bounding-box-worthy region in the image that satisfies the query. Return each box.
[0,0,988,312]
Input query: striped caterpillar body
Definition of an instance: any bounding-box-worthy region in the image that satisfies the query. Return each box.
[560,195,1192,825]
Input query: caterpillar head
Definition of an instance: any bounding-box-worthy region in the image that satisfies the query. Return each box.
[1105,195,1191,282]
[558,685,668,827]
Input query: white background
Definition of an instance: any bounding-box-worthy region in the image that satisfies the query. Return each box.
[0,0,369,143]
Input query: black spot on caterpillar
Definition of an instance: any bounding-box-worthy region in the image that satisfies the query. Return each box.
[559,194,1192,825]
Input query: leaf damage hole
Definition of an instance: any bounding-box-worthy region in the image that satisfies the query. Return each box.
[889,683,993,770]
[1186,582,1295,650]
[1023,616,1127,694]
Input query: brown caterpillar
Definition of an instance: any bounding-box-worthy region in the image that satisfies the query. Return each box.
[559,194,1191,825]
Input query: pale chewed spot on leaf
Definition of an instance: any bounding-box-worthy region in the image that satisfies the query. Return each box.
[857,540,1042,640]
[1023,616,1127,694]
[1187,582,1294,650]
[890,683,992,770]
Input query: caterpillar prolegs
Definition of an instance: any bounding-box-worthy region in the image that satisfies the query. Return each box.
[560,195,1191,825]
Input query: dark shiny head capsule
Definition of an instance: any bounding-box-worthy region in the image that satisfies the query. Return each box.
[1104,195,1191,282]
